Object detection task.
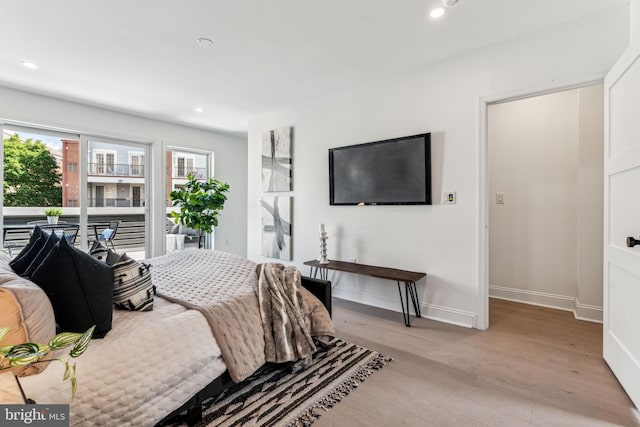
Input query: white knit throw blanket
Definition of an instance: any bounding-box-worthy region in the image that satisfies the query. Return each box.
[148,250,266,382]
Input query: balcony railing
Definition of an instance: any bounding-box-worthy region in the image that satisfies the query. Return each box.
[88,198,145,208]
[173,167,207,179]
[88,162,145,177]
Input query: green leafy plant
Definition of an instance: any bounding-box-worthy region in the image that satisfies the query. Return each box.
[44,207,63,217]
[0,325,95,399]
[169,173,230,248]
[3,133,62,207]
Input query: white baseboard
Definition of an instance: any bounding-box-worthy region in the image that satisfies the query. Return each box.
[489,285,603,323]
[332,286,476,329]
[489,285,576,310]
[574,299,603,323]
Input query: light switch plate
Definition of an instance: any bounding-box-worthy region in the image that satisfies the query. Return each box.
[443,191,456,204]
[496,192,505,204]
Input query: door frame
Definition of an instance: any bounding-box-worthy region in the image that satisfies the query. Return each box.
[477,78,603,330]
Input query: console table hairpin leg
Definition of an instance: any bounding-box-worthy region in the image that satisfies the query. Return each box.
[309,265,329,281]
[398,280,421,327]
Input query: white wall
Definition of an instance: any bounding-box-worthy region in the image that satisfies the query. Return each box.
[247,9,628,328]
[0,86,248,257]
[488,85,603,322]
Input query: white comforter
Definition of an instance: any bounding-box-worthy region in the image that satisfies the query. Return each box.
[20,296,226,426]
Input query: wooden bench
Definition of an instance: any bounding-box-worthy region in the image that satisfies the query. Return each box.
[303,259,426,327]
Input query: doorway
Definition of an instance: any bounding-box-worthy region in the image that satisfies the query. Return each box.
[485,84,604,325]
[132,186,141,207]
[95,186,105,207]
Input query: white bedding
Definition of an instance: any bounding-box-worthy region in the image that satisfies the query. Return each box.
[20,296,227,426]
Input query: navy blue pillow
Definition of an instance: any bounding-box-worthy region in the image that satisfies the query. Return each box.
[30,238,114,338]
[9,226,45,275]
[22,230,60,278]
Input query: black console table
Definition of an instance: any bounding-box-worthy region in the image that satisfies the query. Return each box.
[303,259,426,327]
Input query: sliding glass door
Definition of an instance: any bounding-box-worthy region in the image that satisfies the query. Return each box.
[84,137,150,258]
[1,126,150,259]
[2,126,81,253]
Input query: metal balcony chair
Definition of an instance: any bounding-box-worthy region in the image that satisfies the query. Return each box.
[93,220,120,251]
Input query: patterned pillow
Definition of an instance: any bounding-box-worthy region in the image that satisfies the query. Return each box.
[89,240,120,265]
[111,253,154,311]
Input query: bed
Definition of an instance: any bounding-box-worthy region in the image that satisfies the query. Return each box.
[4,248,334,426]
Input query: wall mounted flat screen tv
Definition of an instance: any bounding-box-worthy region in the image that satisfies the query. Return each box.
[329,133,431,206]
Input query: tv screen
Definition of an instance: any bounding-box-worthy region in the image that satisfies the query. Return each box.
[329,133,431,205]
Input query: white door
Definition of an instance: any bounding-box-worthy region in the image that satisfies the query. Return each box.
[603,42,640,409]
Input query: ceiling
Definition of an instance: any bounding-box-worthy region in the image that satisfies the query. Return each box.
[0,0,629,136]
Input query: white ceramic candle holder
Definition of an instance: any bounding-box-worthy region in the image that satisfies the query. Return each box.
[319,231,329,264]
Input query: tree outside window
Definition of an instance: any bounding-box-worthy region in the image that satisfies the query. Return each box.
[3,133,62,207]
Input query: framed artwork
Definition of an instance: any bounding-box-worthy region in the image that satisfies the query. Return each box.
[260,196,292,260]
[262,127,292,192]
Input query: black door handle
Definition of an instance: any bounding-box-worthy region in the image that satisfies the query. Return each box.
[627,236,640,248]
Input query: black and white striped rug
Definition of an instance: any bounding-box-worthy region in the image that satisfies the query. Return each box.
[197,339,392,427]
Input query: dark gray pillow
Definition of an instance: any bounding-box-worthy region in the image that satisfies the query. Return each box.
[9,226,45,275]
[22,231,60,278]
[31,238,113,338]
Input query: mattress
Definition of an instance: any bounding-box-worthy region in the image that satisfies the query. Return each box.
[19,296,227,426]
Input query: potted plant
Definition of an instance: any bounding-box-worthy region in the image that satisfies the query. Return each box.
[0,325,94,400]
[169,173,230,248]
[44,208,63,225]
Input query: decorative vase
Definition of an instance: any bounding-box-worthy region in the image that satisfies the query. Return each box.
[47,216,59,225]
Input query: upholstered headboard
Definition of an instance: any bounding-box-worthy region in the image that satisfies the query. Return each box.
[301,276,332,317]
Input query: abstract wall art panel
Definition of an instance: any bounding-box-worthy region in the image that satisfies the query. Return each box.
[262,127,292,192]
[260,196,292,260]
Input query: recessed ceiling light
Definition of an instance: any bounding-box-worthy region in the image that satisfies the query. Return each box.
[430,7,446,18]
[194,107,204,113]
[196,38,213,48]
[21,61,38,69]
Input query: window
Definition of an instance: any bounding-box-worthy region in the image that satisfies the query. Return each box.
[175,155,197,178]
[129,151,144,176]
[166,148,212,250]
[177,157,185,177]
[186,158,194,175]
[87,139,149,259]
[93,150,116,175]
[2,126,150,260]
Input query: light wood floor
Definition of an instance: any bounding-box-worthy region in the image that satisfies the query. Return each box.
[314,298,640,427]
